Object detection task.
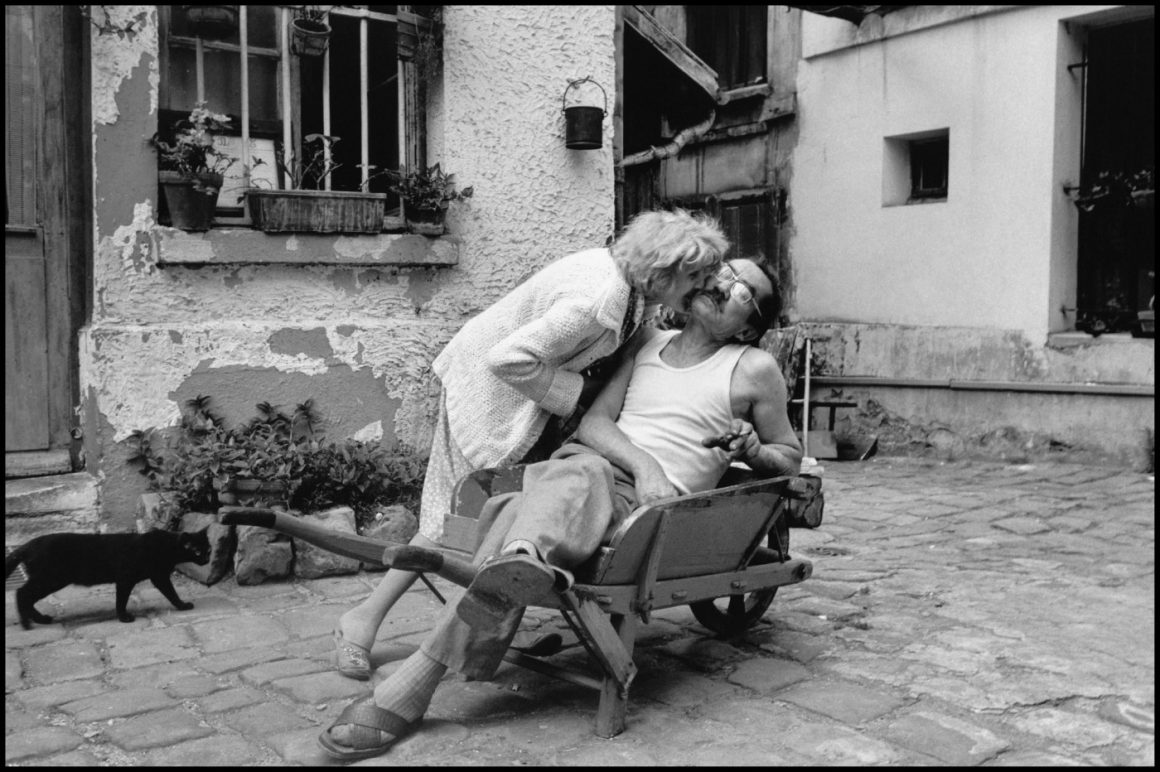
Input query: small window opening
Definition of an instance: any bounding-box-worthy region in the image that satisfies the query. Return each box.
[909,136,949,201]
[883,129,949,206]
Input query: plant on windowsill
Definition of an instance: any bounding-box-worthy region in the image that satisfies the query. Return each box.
[1069,167,1155,213]
[151,102,240,231]
[246,134,389,234]
[290,5,332,57]
[385,163,474,235]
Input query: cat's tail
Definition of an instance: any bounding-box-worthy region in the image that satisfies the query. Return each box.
[5,544,28,578]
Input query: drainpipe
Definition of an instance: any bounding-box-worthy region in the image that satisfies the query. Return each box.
[620,110,716,167]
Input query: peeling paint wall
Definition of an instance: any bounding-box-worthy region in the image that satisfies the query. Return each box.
[79,6,617,527]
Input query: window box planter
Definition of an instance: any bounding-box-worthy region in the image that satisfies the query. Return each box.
[247,189,387,234]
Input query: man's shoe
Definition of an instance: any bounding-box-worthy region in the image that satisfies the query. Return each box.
[456,553,557,628]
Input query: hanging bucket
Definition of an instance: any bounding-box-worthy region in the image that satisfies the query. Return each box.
[563,77,607,150]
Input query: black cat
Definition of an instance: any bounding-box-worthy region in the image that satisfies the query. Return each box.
[5,528,211,629]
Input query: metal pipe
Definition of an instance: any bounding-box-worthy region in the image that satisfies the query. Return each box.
[802,339,811,457]
[620,110,716,167]
[808,375,1153,398]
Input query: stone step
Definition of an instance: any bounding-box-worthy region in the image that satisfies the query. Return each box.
[5,472,101,546]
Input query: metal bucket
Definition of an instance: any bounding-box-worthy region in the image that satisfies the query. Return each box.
[562,77,607,150]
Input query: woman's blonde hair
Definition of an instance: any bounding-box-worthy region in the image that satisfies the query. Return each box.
[611,209,729,298]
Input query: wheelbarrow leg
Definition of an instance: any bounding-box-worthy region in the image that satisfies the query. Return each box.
[595,611,637,738]
[559,593,638,738]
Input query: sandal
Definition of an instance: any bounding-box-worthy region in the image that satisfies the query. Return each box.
[333,628,372,681]
[318,696,422,761]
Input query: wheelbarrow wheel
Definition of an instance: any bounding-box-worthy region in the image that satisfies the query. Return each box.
[689,588,777,637]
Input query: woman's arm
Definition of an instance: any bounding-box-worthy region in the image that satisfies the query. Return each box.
[485,298,609,417]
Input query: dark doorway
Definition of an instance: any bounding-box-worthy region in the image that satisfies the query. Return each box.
[1076,18,1154,334]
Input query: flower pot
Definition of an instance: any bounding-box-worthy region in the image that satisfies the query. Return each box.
[181,6,238,39]
[291,18,332,57]
[405,207,446,236]
[247,189,387,234]
[159,171,222,231]
[1135,310,1155,339]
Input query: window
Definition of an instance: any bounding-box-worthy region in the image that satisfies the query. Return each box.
[160,5,415,225]
[909,136,949,201]
[685,6,767,89]
[883,129,950,206]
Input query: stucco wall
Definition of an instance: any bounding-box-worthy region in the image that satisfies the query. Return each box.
[793,6,1102,339]
[80,6,617,527]
[784,5,1153,465]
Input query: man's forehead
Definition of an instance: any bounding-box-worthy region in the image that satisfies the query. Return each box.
[731,259,771,297]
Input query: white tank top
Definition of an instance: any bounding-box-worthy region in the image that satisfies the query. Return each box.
[616,330,749,495]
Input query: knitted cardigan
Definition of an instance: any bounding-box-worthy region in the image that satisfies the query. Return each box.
[432,248,643,467]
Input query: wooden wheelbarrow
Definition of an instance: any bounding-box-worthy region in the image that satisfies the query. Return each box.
[221,466,822,738]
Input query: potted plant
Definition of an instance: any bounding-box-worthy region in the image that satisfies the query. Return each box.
[386,163,474,235]
[151,103,239,231]
[290,5,332,57]
[246,134,389,233]
[1070,167,1155,213]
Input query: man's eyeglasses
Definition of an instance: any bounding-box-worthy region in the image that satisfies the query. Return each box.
[715,263,762,318]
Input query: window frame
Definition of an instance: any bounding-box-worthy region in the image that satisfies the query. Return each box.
[157,5,419,229]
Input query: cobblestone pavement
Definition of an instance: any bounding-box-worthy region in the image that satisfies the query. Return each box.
[5,458,1155,766]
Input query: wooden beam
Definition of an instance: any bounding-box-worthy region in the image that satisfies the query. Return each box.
[623,5,719,102]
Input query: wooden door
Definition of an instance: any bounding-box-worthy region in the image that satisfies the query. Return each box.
[4,6,89,469]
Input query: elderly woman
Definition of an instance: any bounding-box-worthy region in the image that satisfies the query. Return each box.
[333,209,729,679]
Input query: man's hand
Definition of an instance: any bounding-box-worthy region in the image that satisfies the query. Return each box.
[634,461,681,506]
[702,419,759,462]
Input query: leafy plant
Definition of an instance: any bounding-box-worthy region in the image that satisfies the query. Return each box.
[276,133,343,191]
[151,102,239,188]
[128,395,424,531]
[295,5,331,26]
[386,163,474,215]
[1071,167,1155,213]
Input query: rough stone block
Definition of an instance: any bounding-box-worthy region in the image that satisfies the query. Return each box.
[234,525,293,585]
[176,511,235,585]
[362,504,418,545]
[293,507,361,579]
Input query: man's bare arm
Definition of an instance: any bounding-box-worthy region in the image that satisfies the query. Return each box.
[724,349,803,477]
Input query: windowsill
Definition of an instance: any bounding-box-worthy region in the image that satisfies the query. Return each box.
[883,197,948,208]
[1048,331,1154,349]
[155,227,460,268]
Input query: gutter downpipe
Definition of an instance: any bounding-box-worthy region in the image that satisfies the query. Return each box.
[809,376,1153,398]
[620,110,717,168]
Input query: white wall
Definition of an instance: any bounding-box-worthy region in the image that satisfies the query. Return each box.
[792,6,1116,341]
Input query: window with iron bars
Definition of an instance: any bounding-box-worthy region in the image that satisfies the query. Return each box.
[159,5,423,226]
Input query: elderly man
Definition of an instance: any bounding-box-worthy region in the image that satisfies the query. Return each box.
[319,258,802,760]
